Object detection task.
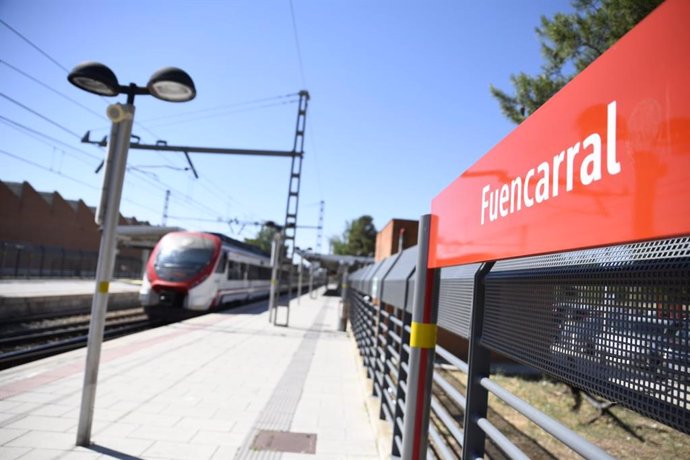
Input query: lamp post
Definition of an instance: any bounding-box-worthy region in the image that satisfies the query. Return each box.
[68,61,195,447]
[267,223,284,324]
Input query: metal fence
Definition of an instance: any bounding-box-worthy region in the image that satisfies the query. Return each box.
[348,235,689,459]
[0,241,143,279]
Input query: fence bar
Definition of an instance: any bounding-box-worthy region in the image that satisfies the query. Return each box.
[435,346,469,374]
[402,214,440,460]
[480,377,614,459]
[430,396,464,447]
[432,372,466,411]
[476,418,529,460]
[461,261,494,460]
[428,423,457,460]
[392,307,411,457]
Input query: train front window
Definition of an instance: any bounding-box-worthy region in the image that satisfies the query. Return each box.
[154,234,216,281]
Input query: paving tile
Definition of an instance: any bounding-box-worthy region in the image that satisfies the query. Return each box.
[92,421,138,438]
[53,447,103,459]
[190,430,245,446]
[175,416,235,432]
[119,411,181,427]
[9,448,63,459]
[0,428,26,445]
[2,402,41,415]
[210,445,239,459]
[90,436,154,457]
[30,404,74,417]
[128,425,195,443]
[6,431,76,450]
[0,446,31,460]
[5,415,75,432]
[143,440,217,460]
[5,392,60,404]
[0,401,23,413]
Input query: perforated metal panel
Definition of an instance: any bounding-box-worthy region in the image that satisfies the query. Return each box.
[353,263,376,293]
[482,236,690,434]
[364,260,385,296]
[349,267,367,293]
[437,263,481,339]
[371,253,399,300]
[381,246,418,310]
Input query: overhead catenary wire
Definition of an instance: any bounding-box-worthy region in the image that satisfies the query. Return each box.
[0,113,230,221]
[1,17,301,237]
[0,59,107,121]
[0,92,83,139]
[0,19,184,170]
[0,115,101,162]
[0,147,99,190]
[133,99,299,130]
[289,0,308,89]
[0,19,70,73]
[137,93,300,123]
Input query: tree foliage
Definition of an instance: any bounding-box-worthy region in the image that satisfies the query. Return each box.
[244,225,278,254]
[491,0,663,124]
[330,215,377,256]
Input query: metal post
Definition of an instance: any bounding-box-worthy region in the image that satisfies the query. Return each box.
[268,232,283,323]
[308,264,314,297]
[401,215,440,460]
[297,253,303,304]
[13,245,22,277]
[39,245,45,277]
[461,261,495,459]
[76,103,134,446]
[339,266,349,331]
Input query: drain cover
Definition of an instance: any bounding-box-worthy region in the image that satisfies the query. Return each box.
[251,430,317,454]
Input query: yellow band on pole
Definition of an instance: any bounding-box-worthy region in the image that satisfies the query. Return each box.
[98,281,110,294]
[410,322,437,349]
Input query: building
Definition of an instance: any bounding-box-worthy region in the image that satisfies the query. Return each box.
[374,218,418,261]
[0,180,151,278]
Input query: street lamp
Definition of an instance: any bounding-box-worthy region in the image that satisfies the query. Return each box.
[67,61,196,103]
[69,62,195,447]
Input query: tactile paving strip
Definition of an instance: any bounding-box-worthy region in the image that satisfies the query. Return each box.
[235,306,328,459]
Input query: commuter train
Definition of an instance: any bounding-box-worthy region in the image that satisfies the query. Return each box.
[140,231,276,317]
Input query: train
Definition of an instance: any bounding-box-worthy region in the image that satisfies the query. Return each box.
[139,231,278,317]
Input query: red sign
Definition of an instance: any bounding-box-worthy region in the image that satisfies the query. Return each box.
[429,0,690,268]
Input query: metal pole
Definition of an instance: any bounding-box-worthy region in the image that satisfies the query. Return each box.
[297,253,303,304]
[268,232,282,323]
[308,264,314,296]
[401,214,440,460]
[76,103,134,446]
[461,261,495,459]
[338,266,349,332]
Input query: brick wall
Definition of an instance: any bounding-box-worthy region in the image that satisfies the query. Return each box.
[374,218,419,261]
[0,180,141,258]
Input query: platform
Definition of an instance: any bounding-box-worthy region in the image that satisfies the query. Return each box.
[0,279,141,320]
[0,290,383,459]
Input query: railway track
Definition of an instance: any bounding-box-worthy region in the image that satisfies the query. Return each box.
[0,307,169,370]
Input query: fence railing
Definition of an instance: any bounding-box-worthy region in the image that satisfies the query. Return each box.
[348,234,689,459]
[346,2,690,458]
[0,241,142,279]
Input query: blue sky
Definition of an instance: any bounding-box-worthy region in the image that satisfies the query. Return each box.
[0,0,573,254]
